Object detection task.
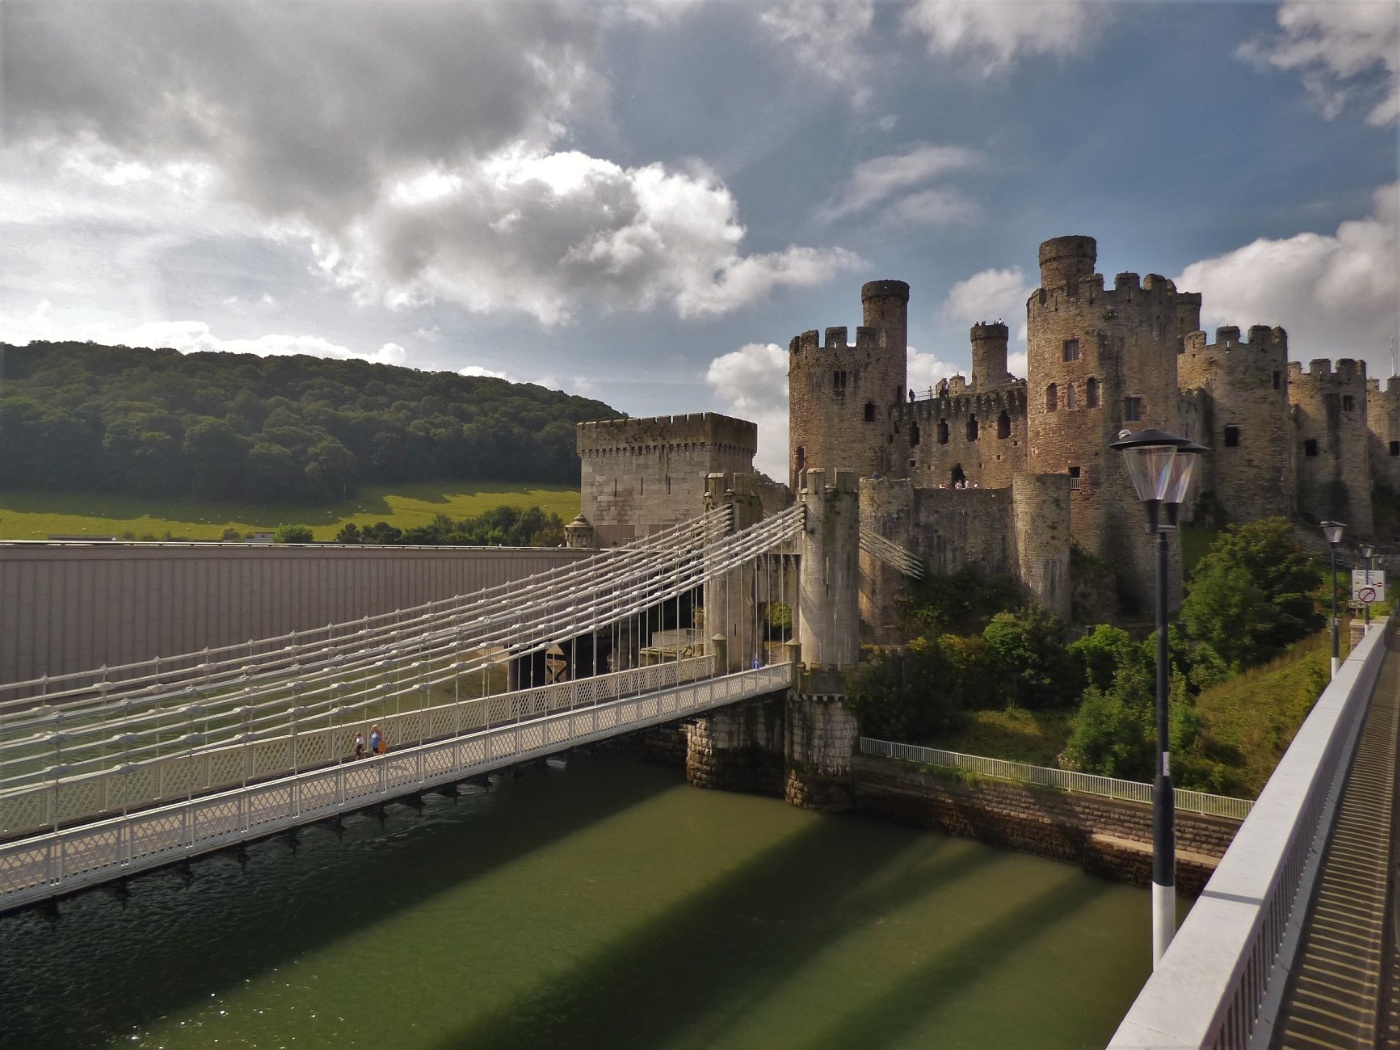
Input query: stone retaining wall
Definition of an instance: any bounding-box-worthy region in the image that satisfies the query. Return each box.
[852,754,1241,895]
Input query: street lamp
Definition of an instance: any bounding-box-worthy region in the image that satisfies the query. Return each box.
[1321,521,1346,676]
[1360,542,1375,634]
[1110,427,1207,970]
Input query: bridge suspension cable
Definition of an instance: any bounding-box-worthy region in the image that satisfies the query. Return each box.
[0,506,804,799]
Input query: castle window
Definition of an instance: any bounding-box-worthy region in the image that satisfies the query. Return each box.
[666,475,672,494]
[1063,339,1080,362]
[911,423,921,447]
[951,465,966,487]
[795,446,806,474]
[938,420,949,444]
[1273,371,1282,390]
[1086,377,1099,408]
[1343,394,1355,411]
[1391,441,1400,457]
[1223,425,1240,448]
[833,371,848,397]
[640,477,644,495]
[998,411,1011,439]
[1046,383,1058,412]
[1123,396,1142,422]
[1305,439,1319,457]
[1069,466,1081,491]
[967,416,979,441]
[1066,383,1078,410]
[864,402,877,423]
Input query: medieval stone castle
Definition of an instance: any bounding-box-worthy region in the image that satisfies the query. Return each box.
[575,234,1397,634]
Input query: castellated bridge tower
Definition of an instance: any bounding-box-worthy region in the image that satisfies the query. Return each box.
[788,280,909,491]
[1290,359,1374,535]
[1179,326,1295,525]
[1026,235,1196,612]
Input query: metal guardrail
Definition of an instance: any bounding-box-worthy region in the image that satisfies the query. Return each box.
[0,662,796,912]
[859,738,1254,820]
[1109,619,1391,1049]
[0,657,718,840]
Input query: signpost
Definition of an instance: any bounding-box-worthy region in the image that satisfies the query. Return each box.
[1352,568,1386,606]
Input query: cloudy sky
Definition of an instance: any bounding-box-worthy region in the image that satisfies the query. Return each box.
[2,0,1397,475]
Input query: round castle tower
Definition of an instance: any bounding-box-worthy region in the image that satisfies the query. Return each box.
[1178,325,1294,525]
[1026,235,1195,611]
[970,321,1014,391]
[788,280,909,490]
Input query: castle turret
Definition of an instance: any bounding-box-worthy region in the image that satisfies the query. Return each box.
[1291,358,1373,535]
[1026,235,1186,612]
[1368,375,1400,495]
[788,280,908,490]
[970,321,1013,391]
[1178,325,1293,526]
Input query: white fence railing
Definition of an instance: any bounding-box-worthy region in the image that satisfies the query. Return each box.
[0,662,796,912]
[860,738,1255,820]
[1109,620,1390,1049]
[0,657,719,840]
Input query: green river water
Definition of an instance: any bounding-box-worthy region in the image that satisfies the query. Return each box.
[1,751,1158,1049]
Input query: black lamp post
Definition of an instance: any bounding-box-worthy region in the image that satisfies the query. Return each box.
[1360,542,1375,633]
[1110,427,1207,969]
[1321,521,1346,676]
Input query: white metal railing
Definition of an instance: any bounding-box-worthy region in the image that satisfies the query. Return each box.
[0,661,796,912]
[1109,619,1390,1049]
[860,738,1254,820]
[0,656,721,840]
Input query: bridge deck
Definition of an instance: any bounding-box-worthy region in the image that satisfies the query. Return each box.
[1273,632,1400,1049]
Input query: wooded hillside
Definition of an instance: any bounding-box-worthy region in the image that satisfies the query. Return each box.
[0,342,619,502]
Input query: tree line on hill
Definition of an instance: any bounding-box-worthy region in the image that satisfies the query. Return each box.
[0,342,619,502]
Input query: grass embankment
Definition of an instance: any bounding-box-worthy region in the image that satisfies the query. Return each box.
[931,624,1346,796]
[0,480,580,542]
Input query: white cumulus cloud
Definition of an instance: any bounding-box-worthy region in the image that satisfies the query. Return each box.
[1176,184,1400,371]
[331,149,863,324]
[942,266,1033,345]
[907,345,961,394]
[706,342,790,477]
[759,0,876,106]
[1239,1,1400,126]
[903,0,1109,75]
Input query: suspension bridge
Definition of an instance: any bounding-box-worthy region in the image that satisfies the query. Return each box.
[0,471,914,912]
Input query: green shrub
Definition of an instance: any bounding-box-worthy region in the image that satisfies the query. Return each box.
[982,607,1082,709]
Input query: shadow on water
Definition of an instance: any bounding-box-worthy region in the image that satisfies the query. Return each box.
[0,753,675,1050]
[799,876,1113,1050]
[427,811,1007,1050]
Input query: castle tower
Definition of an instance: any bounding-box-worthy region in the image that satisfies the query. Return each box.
[1368,375,1400,496]
[1290,359,1374,535]
[1178,325,1294,525]
[788,280,909,490]
[970,322,1014,391]
[1025,235,1194,612]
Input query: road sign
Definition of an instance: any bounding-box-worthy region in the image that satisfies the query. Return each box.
[1352,569,1386,605]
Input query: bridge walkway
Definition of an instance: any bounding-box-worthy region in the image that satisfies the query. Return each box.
[1273,631,1400,1048]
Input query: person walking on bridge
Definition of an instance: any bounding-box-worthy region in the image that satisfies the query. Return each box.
[369,724,384,756]
[353,731,365,760]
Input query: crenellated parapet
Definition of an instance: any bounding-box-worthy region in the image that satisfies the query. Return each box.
[894,382,1029,491]
[578,412,757,459]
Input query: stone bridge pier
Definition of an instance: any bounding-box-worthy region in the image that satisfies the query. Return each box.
[684,468,861,811]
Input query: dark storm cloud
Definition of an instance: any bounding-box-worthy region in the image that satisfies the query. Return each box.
[2,0,606,225]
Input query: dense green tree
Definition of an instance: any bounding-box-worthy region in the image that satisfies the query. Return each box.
[1181,518,1323,670]
[274,524,314,543]
[981,607,1082,709]
[846,637,965,741]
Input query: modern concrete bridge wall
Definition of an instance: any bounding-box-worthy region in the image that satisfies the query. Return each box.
[0,542,588,685]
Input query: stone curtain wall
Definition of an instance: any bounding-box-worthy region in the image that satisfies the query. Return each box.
[577,413,758,545]
[1179,326,1295,526]
[1290,359,1374,535]
[1367,377,1400,494]
[852,755,1240,896]
[0,543,589,686]
[896,383,1029,490]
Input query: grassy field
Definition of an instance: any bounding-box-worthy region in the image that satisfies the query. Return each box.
[0,481,581,542]
[935,708,1076,767]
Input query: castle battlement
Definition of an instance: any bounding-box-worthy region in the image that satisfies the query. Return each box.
[789,326,881,354]
[577,412,757,456]
[898,381,1027,424]
[1288,358,1369,387]
[1180,325,1288,381]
